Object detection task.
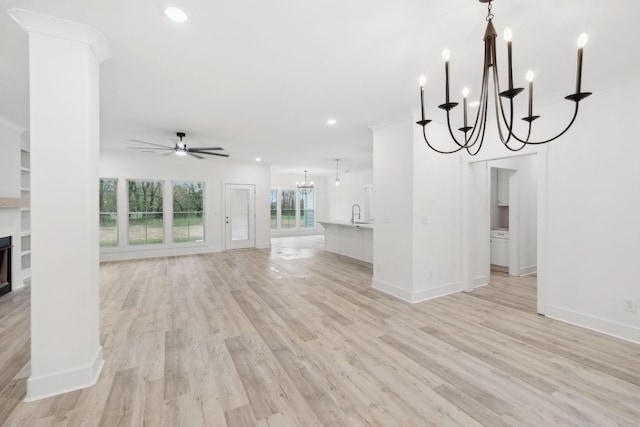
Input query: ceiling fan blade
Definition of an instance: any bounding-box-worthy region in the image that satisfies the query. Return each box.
[189,146,224,151]
[187,152,204,159]
[197,151,230,158]
[128,146,174,151]
[127,139,173,149]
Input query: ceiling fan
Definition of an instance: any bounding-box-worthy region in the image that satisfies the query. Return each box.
[127,132,230,159]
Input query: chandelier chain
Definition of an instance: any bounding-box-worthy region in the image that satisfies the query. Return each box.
[486,1,493,21]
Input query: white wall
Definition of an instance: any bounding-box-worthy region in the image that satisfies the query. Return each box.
[325,168,373,223]
[412,120,463,299]
[372,117,415,300]
[540,78,640,342]
[100,150,271,260]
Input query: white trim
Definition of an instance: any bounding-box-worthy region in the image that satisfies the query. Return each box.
[25,346,104,402]
[543,305,640,345]
[372,278,462,304]
[519,265,537,276]
[474,275,490,288]
[9,8,112,63]
[411,282,462,303]
[372,278,413,302]
[100,244,223,262]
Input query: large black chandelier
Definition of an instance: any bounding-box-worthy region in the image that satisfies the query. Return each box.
[416,0,591,155]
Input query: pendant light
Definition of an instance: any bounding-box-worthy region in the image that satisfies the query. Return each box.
[296,170,314,195]
[334,159,341,187]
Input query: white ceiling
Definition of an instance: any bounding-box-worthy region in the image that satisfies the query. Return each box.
[1,0,638,176]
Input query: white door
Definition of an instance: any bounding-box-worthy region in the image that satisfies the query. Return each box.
[225,184,255,250]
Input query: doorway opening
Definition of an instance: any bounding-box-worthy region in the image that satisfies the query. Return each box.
[465,151,545,315]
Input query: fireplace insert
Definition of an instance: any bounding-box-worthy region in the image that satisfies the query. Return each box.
[0,236,11,298]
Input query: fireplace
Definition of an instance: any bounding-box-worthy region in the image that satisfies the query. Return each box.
[0,236,11,297]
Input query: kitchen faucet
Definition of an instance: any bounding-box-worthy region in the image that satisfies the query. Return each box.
[351,204,361,224]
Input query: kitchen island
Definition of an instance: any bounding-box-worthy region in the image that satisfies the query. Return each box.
[318,220,373,263]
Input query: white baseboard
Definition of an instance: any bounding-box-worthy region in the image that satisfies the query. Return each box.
[543,304,640,345]
[372,278,462,304]
[100,244,223,262]
[519,265,537,276]
[372,278,413,302]
[411,282,462,303]
[25,346,104,402]
[474,275,490,288]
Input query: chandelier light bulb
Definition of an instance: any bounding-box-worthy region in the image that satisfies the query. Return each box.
[503,27,513,42]
[462,87,470,98]
[442,48,451,62]
[419,75,427,87]
[526,70,535,82]
[577,33,588,48]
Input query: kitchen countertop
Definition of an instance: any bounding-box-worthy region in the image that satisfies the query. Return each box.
[319,220,373,229]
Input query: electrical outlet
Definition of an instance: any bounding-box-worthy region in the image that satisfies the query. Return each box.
[624,298,638,313]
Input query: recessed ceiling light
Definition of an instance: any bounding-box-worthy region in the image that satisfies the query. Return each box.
[327,119,337,126]
[469,100,480,108]
[255,157,261,162]
[165,6,188,23]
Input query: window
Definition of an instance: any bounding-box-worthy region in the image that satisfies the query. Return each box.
[270,190,277,229]
[299,190,315,228]
[128,180,163,245]
[281,190,296,229]
[99,178,118,247]
[270,188,316,230]
[173,181,204,243]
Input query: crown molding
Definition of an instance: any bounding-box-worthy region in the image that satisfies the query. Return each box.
[8,8,111,63]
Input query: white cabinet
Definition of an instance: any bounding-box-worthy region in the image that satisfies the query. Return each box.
[497,169,510,206]
[319,221,373,263]
[490,229,509,267]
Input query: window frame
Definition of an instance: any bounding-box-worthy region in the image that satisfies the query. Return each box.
[99,177,119,248]
[127,179,165,246]
[172,180,205,244]
[270,188,316,231]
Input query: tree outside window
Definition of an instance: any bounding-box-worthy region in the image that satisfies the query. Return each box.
[128,180,164,245]
[281,190,296,229]
[270,190,278,229]
[99,178,118,247]
[173,181,204,243]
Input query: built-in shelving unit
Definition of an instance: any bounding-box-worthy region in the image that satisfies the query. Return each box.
[20,142,31,281]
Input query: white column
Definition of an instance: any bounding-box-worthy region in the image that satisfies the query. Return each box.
[9,9,111,401]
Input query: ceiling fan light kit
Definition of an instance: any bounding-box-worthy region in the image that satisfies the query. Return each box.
[128,132,230,159]
[416,0,592,155]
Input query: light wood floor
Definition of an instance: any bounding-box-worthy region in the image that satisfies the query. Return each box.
[1,236,640,426]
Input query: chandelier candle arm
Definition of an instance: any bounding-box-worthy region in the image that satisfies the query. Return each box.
[527,71,533,118]
[575,33,587,94]
[420,75,427,122]
[503,27,514,90]
[443,49,451,104]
